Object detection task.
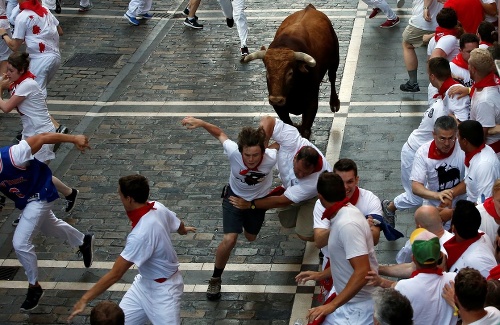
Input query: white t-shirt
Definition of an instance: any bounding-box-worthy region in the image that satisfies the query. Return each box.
[395,271,458,325]
[447,234,497,277]
[0,0,10,30]
[396,230,453,264]
[470,306,500,325]
[450,62,473,88]
[272,119,331,203]
[465,145,500,203]
[427,35,460,61]
[409,0,443,31]
[407,100,448,150]
[476,203,500,247]
[120,201,181,280]
[13,9,60,59]
[470,86,500,149]
[410,140,465,207]
[443,84,470,122]
[223,139,276,201]
[328,204,378,303]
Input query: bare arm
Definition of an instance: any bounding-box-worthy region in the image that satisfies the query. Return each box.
[430,48,447,59]
[412,181,453,203]
[68,256,133,322]
[0,28,23,51]
[177,221,196,235]
[314,228,329,249]
[378,262,416,278]
[296,268,331,284]
[0,94,24,113]
[25,133,90,155]
[481,2,497,16]
[307,255,371,322]
[181,116,229,144]
[259,115,276,146]
[229,194,293,210]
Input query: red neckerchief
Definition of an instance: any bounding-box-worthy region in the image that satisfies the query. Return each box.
[297,146,323,173]
[126,201,156,228]
[308,291,337,325]
[349,186,360,205]
[318,258,333,298]
[19,0,47,17]
[443,233,485,270]
[483,197,500,221]
[470,72,500,96]
[410,267,443,278]
[434,26,457,41]
[464,143,485,167]
[239,155,264,175]
[321,198,350,220]
[480,41,493,48]
[487,265,500,280]
[451,52,469,70]
[428,140,454,159]
[433,77,459,98]
[9,71,36,93]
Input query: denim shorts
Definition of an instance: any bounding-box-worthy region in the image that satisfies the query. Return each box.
[221,185,266,235]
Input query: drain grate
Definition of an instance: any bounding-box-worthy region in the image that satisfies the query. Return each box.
[153,12,171,18]
[64,53,122,68]
[0,266,20,280]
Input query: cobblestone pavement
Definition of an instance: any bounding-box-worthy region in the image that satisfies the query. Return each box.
[0,0,431,323]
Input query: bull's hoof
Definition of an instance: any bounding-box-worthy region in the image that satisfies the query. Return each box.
[330,99,340,113]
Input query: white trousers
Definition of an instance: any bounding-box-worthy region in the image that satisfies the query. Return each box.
[362,0,397,20]
[13,200,84,285]
[394,142,423,210]
[126,0,153,17]
[30,54,61,99]
[324,298,374,325]
[218,0,248,47]
[120,272,184,325]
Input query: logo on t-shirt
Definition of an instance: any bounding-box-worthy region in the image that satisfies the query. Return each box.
[435,163,461,191]
[239,171,267,186]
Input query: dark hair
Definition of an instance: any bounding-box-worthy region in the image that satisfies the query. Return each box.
[428,57,452,80]
[459,33,479,49]
[477,21,497,45]
[373,288,414,325]
[317,172,346,203]
[118,174,149,204]
[237,126,266,153]
[296,146,320,169]
[7,52,30,73]
[488,43,500,61]
[333,158,358,177]
[458,120,484,147]
[451,200,481,239]
[436,8,458,29]
[90,301,125,325]
[434,115,457,133]
[455,267,487,311]
[485,279,500,309]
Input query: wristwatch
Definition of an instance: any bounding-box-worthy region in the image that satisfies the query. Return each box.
[250,200,256,209]
[1,33,8,40]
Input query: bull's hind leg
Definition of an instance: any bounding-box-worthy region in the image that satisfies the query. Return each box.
[328,68,340,112]
[299,101,318,140]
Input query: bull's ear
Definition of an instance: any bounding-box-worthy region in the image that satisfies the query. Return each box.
[298,63,310,73]
[260,45,267,51]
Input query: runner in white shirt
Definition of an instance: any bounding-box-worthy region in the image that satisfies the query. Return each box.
[69,175,196,324]
[476,179,500,247]
[449,33,479,89]
[229,116,331,242]
[181,117,277,301]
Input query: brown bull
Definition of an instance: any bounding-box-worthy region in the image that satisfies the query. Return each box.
[243,4,340,139]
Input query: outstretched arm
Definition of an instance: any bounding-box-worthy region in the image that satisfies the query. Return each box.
[181,116,229,144]
[26,133,90,155]
[177,221,196,235]
[259,116,276,146]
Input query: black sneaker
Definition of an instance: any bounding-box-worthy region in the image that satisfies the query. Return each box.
[77,233,94,268]
[226,18,234,27]
[381,199,397,228]
[12,217,20,227]
[20,286,44,312]
[56,125,69,134]
[400,81,420,92]
[184,17,203,29]
[206,277,221,300]
[241,46,249,58]
[182,6,189,15]
[65,189,79,213]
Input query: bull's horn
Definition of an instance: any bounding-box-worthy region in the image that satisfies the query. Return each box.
[294,52,316,67]
[243,50,266,63]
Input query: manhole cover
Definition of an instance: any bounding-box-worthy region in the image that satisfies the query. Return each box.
[0,266,19,280]
[64,53,122,68]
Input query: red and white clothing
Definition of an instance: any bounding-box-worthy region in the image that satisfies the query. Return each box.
[470,85,500,157]
[323,203,378,325]
[11,77,55,162]
[476,200,500,247]
[443,0,484,33]
[427,35,459,61]
[223,139,276,201]
[272,119,331,203]
[13,7,61,98]
[445,233,497,277]
[119,201,184,324]
[395,270,457,325]
[396,230,453,264]
[464,145,500,203]
[409,140,465,207]
[450,58,473,88]
[470,307,500,325]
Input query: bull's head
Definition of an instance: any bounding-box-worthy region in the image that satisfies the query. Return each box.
[244,47,316,107]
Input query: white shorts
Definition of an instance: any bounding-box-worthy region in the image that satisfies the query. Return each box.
[323,299,374,325]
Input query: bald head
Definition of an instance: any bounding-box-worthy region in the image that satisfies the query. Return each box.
[414,206,443,234]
